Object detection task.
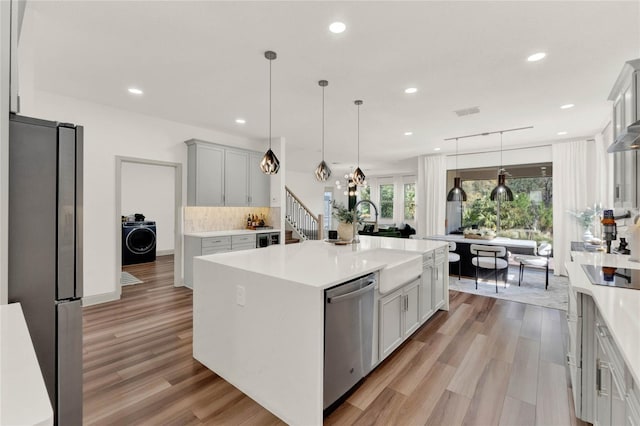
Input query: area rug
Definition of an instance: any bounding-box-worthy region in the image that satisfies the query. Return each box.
[121,271,143,286]
[449,266,568,311]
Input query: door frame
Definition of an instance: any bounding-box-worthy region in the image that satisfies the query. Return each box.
[115,156,183,296]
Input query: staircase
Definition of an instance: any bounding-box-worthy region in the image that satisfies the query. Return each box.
[285,186,323,242]
[284,230,300,245]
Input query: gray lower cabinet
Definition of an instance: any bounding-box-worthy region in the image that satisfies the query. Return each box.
[378,277,421,361]
[184,236,232,288]
[185,139,270,207]
[433,247,447,310]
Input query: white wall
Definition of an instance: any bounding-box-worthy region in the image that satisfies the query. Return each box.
[0,0,10,304]
[285,170,327,217]
[19,90,261,299]
[121,162,175,252]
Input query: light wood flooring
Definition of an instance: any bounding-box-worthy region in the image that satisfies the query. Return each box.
[82,255,589,425]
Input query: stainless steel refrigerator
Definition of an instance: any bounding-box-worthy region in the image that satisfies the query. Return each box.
[8,113,83,426]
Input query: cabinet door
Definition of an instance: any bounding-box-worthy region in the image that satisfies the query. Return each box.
[379,290,404,360]
[403,280,421,337]
[196,144,225,206]
[623,151,637,208]
[433,261,446,311]
[420,267,433,323]
[249,152,270,207]
[224,149,249,206]
[596,339,612,426]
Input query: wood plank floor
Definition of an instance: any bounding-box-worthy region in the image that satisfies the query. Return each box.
[83,255,589,425]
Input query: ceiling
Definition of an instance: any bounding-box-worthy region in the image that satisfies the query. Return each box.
[21,1,640,175]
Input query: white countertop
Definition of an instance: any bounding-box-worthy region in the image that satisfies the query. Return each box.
[184,228,280,238]
[428,234,537,250]
[568,251,640,384]
[0,303,53,426]
[196,236,447,290]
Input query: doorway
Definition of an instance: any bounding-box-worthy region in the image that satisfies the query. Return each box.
[115,156,182,298]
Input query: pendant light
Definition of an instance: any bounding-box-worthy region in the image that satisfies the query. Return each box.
[352,100,366,185]
[490,131,514,202]
[260,50,280,175]
[446,138,467,201]
[315,80,331,181]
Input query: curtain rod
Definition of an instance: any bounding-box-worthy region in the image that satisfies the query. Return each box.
[444,125,534,141]
[445,143,551,157]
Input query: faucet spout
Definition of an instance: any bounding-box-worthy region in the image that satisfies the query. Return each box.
[352,199,379,244]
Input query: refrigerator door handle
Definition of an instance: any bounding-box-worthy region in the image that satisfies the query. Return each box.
[57,300,83,425]
[57,126,77,300]
[75,126,83,298]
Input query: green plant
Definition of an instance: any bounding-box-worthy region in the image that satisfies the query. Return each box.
[331,201,362,224]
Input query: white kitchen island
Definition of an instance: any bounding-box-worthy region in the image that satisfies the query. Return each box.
[192,236,448,425]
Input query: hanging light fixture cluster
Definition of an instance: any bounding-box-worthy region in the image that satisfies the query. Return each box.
[444,126,532,202]
[260,50,280,175]
[315,80,331,181]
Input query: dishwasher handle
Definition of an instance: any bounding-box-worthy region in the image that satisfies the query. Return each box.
[327,279,376,304]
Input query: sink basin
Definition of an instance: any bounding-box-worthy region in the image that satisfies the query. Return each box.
[353,248,422,294]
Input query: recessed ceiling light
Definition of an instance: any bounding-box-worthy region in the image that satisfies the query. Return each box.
[560,104,575,109]
[235,118,246,124]
[128,87,143,95]
[557,131,568,136]
[404,131,413,136]
[329,22,346,34]
[434,147,441,151]
[527,52,546,62]
[404,87,418,94]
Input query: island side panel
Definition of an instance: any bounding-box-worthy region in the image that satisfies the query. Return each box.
[192,257,324,426]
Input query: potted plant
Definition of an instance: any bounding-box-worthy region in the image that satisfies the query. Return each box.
[331,201,362,241]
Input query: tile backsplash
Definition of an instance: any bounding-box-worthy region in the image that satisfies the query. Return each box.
[184,206,276,233]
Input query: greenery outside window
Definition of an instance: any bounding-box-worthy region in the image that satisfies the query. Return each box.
[380,183,394,219]
[404,183,415,220]
[358,185,371,218]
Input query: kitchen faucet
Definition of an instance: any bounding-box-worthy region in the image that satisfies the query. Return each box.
[352,199,379,244]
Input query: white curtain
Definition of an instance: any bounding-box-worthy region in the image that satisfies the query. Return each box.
[552,140,599,275]
[416,154,447,237]
[594,127,614,208]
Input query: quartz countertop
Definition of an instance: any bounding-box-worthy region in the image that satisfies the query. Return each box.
[0,303,53,426]
[568,251,640,384]
[196,236,447,290]
[184,229,280,238]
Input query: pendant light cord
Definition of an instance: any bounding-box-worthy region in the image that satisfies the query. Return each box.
[269,58,272,150]
[322,84,325,161]
[357,103,360,166]
[455,138,459,175]
[499,131,503,171]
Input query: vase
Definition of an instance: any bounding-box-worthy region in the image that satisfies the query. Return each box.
[583,227,593,242]
[337,222,353,242]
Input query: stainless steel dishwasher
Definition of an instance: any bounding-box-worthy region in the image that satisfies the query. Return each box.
[324,273,376,411]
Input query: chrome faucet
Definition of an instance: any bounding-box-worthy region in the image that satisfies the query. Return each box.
[352,199,379,244]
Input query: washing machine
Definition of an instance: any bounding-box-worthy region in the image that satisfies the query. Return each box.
[122,221,157,265]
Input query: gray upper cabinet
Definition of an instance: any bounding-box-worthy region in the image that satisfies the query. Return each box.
[185,139,270,207]
[187,141,225,206]
[609,59,640,208]
[249,152,270,207]
[224,149,249,206]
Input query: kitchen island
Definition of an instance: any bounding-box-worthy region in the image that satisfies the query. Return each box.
[192,236,448,425]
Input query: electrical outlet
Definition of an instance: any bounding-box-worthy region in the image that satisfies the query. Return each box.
[236,285,246,307]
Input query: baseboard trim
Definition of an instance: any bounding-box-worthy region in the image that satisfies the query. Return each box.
[82,291,121,307]
[157,249,174,256]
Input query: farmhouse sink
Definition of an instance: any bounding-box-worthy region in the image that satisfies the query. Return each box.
[352,248,422,294]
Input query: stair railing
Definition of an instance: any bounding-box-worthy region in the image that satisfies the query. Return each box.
[285,186,323,240]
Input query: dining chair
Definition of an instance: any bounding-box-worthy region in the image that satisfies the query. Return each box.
[513,243,552,290]
[470,244,509,293]
[448,241,461,280]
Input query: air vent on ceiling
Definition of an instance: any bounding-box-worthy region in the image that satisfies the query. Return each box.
[454,106,480,117]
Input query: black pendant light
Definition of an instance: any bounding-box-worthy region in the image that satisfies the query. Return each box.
[490,131,514,202]
[352,100,366,185]
[315,80,331,181]
[447,138,467,201]
[260,51,280,175]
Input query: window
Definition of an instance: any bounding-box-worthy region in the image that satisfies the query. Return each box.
[379,183,394,219]
[448,163,553,243]
[358,185,371,219]
[404,183,415,220]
